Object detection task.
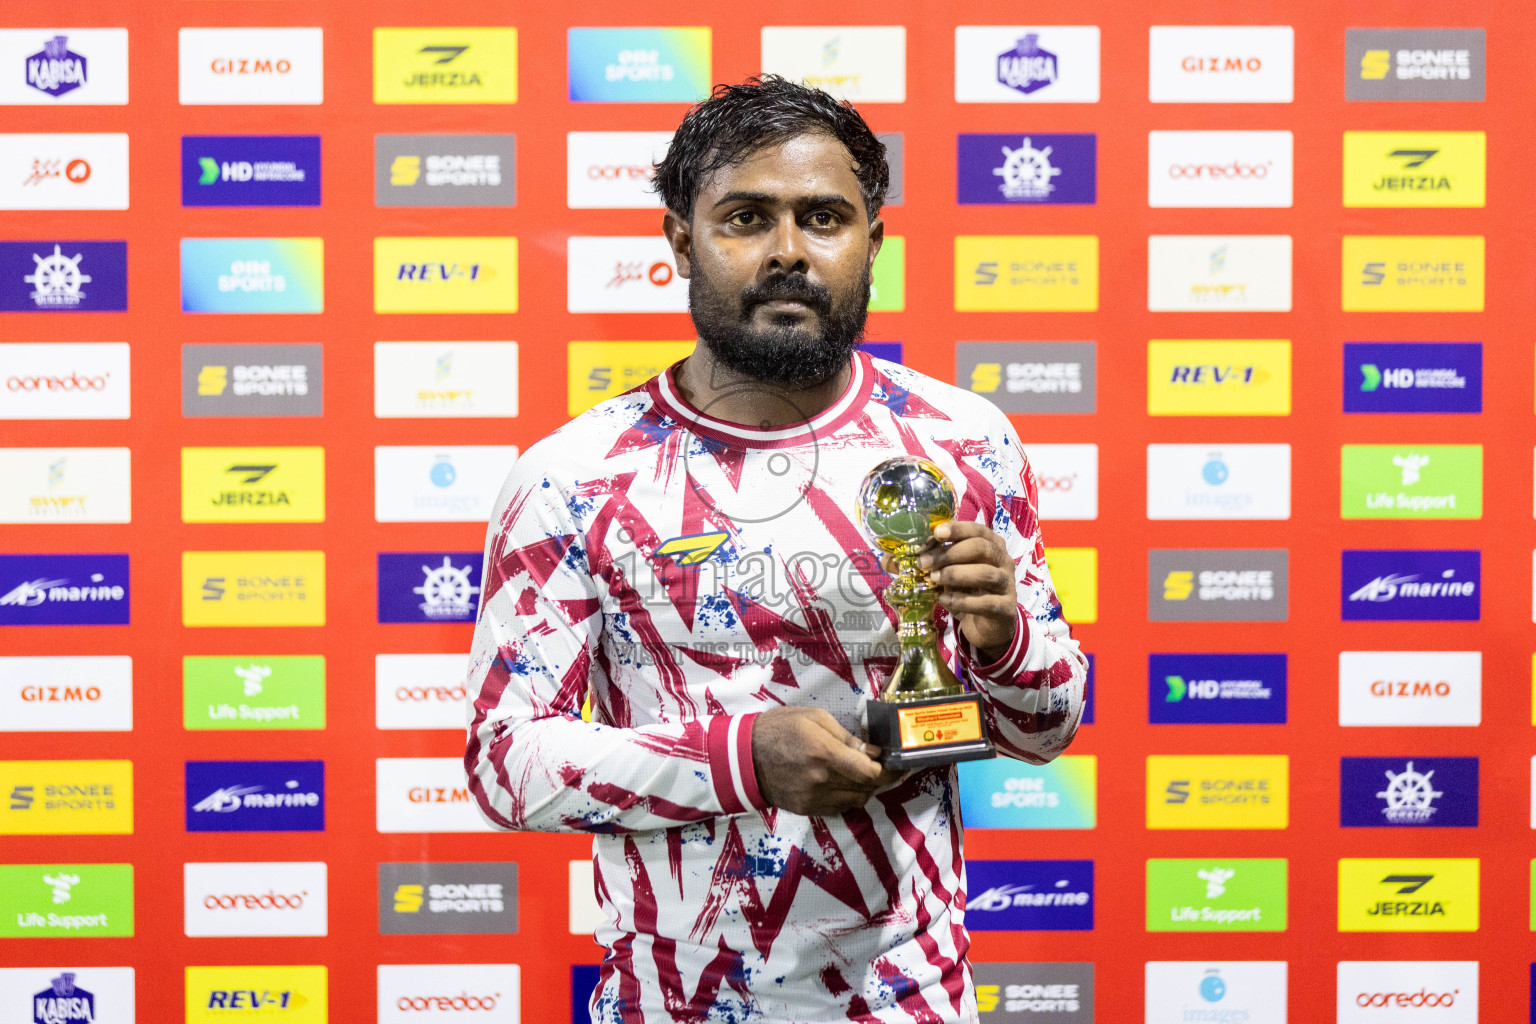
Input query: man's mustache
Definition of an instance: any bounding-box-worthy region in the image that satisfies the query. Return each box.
[739,275,832,317]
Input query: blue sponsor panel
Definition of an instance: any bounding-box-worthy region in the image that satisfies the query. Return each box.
[863,341,903,364]
[378,551,483,623]
[957,133,1096,205]
[1343,342,1481,413]
[1341,549,1480,621]
[1340,756,1478,828]
[0,553,129,626]
[964,859,1094,931]
[1082,652,1095,725]
[571,965,601,1023]
[181,135,322,207]
[0,241,127,312]
[185,759,325,832]
[1148,653,1287,724]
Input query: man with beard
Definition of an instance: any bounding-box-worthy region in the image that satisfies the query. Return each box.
[466,76,1086,1023]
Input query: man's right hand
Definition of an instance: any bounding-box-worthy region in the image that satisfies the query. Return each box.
[750,706,903,816]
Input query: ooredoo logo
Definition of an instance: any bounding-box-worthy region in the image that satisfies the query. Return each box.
[394,992,501,1012]
[1336,961,1476,1022]
[1353,988,1459,1008]
[6,371,109,392]
[377,964,519,1022]
[183,861,327,937]
[376,654,472,730]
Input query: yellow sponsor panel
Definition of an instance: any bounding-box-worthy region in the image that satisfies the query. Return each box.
[1147,340,1291,416]
[1043,547,1097,624]
[1338,858,1478,932]
[181,447,325,524]
[1341,235,1484,312]
[1146,755,1288,829]
[1342,131,1485,208]
[568,341,696,416]
[373,27,518,104]
[0,760,132,835]
[374,237,518,314]
[955,236,1098,312]
[182,551,326,628]
[186,965,328,1023]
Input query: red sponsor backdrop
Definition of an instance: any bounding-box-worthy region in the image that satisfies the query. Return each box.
[1,0,1530,1019]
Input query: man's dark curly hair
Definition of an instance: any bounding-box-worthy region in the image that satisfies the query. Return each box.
[653,75,889,223]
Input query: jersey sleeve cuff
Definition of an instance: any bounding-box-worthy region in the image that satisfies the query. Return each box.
[957,604,1030,685]
[705,712,768,815]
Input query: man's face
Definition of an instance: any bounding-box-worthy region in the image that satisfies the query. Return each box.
[665,133,884,389]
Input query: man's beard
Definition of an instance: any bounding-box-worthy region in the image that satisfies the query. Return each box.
[688,263,869,389]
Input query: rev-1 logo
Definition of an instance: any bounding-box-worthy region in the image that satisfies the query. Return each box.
[397,262,481,281]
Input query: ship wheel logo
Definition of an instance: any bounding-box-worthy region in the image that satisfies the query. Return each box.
[993,137,1060,201]
[414,555,480,619]
[24,244,91,308]
[1376,760,1442,824]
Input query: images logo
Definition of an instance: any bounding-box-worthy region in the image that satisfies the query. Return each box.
[0,241,126,313]
[185,966,326,1024]
[1339,651,1481,727]
[0,863,133,937]
[183,655,325,732]
[182,447,326,524]
[567,28,710,103]
[1147,235,1292,311]
[185,760,324,833]
[0,30,128,106]
[182,343,323,418]
[1342,550,1479,622]
[1147,755,1287,829]
[955,236,1098,311]
[1344,342,1480,414]
[1147,340,1291,416]
[178,27,324,106]
[374,28,518,105]
[1343,131,1484,208]
[760,27,906,103]
[378,552,481,624]
[1146,859,1286,932]
[1342,235,1483,311]
[378,862,518,934]
[181,238,324,314]
[964,860,1093,931]
[958,755,1096,829]
[567,236,686,313]
[1149,653,1287,725]
[1346,29,1485,101]
[374,236,517,313]
[374,341,518,419]
[0,554,129,627]
[181,135,320,207]
[184,861,327,937]
[1341,757,1477,828]
[375,134,515,207]
[1148,549,1287,622]
[955,27,1100,103]
[1148,26,1294,103]
[1338,858,1478,932]
[1341,444,1481,520]
[972,962,1093,1021]
[376,757,494,833]
[181,550,326,628]
[1144,962,1287,1024]
[0,760,131,835]
[1146,443,1291,520]
[374,445,518,523]
[957,133,1095,206]
[567,340,694,416]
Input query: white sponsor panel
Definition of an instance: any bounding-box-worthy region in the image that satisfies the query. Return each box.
[1149,26,1294,103]
[568,859,605,934]
[1147,131,1293,208]
[0,29,129,105]
[0,133,128,210]
[1531,757,1536,828]
[374,445,518,524]
[376,653,471,731]
[1146,444,1291,520]
[184,861,328,937]
[0,966,135,1022]
[1025,444,1097,520]
[374,341,519,419]
[0,655,132,732]
[954,26,1100,103]
[1336,961,1476,1023]
[1144,961,1287,1024]
[0,447,131,523]
[566,132,670,209]
[1338,651,1481,727]
[378,964,519,1022]
[0,342,130,420]
[567,236,687,313]
[1147,235,1292,312]
[761,27,907,103]
[178,28,324,105]
[377,757,494,833]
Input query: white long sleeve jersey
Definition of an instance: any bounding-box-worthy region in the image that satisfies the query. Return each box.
[466,351,1087,1023]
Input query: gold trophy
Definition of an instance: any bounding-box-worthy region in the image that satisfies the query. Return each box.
[857,456,996,769]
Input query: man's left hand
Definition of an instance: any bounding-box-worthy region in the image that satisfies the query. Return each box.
[882,522,1018,662]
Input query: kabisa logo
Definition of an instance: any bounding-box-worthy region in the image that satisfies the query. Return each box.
[185,760,324,833]
[958,755,1097,829]
[378,862,519,934]
[972,962,1093,1021]
[1346,29,1485,101]
[955,26,1099,103]
[25,36,86,98]
[378,552,482,623]
[0,554,129,626]
[1341,757,1477,828]
[31,971,96,1024]
[1342,549,1479,622]
[957,133,1096,206]
[963,860,1094,931]
[996,33,1057,95]
[1146,858,1287,933]
[1338,859,1479,932]
[0,241,126,313]
[373,28,518,104]
[566,28,711,103]
[1149,653,1287,725]
[1345,342,1481,414]
[375,134,516,208]
[183,343,323,418]
[0,863,134,937]
[181,136,321,208]
[181,238,325,314]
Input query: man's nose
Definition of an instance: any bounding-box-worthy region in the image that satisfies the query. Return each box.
[763,214,810,275]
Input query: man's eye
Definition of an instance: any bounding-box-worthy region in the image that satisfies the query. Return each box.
[731,211,758,226]
[809,211,838,227]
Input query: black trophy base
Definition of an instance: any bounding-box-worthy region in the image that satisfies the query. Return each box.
[867,692,996,770]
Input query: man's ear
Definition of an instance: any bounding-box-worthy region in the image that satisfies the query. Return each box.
[662,209,693,279]
[865,215,885,281]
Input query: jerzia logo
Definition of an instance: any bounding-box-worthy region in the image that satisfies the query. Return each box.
[1338,858,1478,932]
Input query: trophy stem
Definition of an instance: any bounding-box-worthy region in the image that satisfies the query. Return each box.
[881,547,963,702]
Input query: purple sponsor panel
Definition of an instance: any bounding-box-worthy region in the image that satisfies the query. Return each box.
[0,553,129,625]
[0,241,126,312]
[958,133,1096,205]
[1341,549,1479,621]
[1149,653,1287,724]
[184,759,325,832]
[181,135,322,207]
[1343,342,1481,413]
[378,551,483,624]
[965,859,1094,931]
[1340,756,1477,828]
